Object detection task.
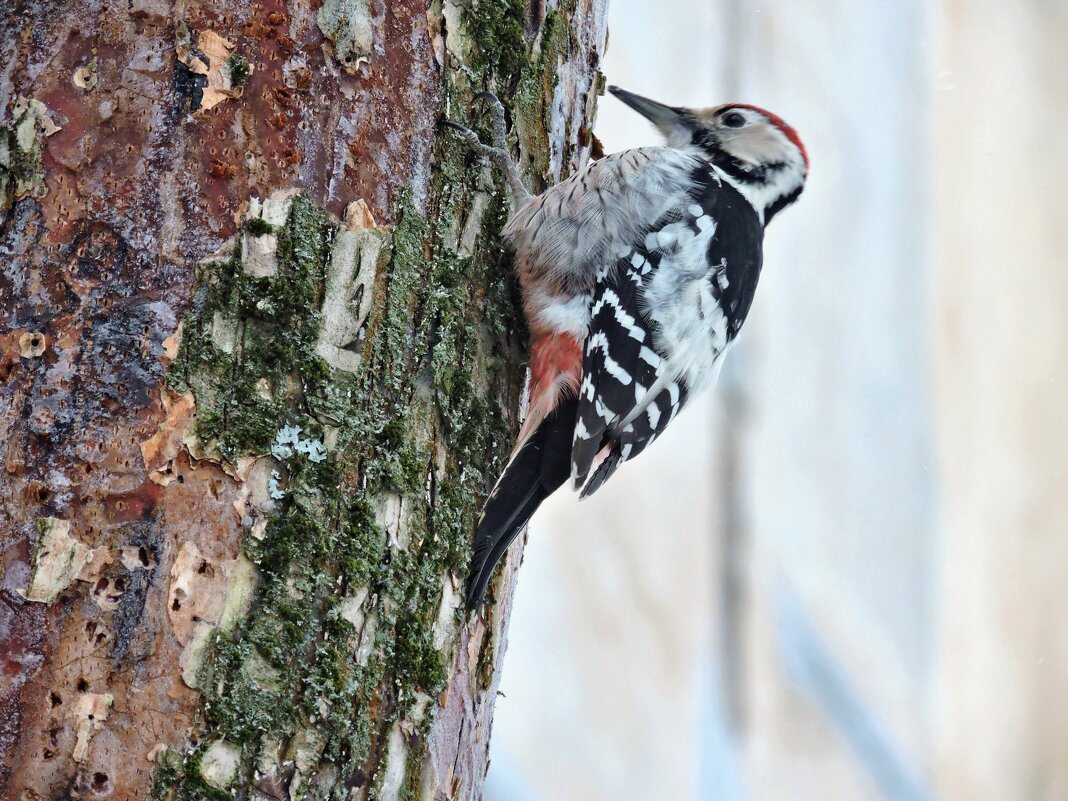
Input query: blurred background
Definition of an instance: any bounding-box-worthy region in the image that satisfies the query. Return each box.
[485,1,1068,800]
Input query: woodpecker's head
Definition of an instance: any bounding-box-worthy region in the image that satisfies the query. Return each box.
[608,85,808,224]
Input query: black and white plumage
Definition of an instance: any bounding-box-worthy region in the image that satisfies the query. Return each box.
[450,87,808,608]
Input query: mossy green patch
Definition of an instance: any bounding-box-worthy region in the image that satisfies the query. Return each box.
[160,176,523,796]
[463,0,528,88]
[157,0,596,792]
[150,746,232,801]
[244,215,273,236]
[227,53,251,86]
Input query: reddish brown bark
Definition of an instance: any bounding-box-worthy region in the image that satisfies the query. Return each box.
[1,0,607,798]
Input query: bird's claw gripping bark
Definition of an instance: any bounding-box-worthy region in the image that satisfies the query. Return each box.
[444,93,531,207]
[475,92,509,152]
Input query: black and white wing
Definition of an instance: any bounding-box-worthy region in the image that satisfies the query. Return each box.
[570,164,765,497]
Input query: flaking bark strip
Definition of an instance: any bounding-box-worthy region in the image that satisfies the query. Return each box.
[17,518,95,605]
[0,95,60,213]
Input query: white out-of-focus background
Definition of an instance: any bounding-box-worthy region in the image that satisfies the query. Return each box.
[485,1,1068,800]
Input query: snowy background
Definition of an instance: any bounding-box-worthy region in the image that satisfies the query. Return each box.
[485,1,1068,800]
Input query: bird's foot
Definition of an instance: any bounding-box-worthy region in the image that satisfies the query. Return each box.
[444,93,531,207]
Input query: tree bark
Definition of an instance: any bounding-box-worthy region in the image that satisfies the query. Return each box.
[0,1,606,798]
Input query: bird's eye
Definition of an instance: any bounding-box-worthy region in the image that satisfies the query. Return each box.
[721,111,746,128]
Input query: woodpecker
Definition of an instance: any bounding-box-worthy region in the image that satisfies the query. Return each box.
[448,86,808,608]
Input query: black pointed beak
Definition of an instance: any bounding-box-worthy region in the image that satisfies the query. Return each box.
[608,85,691,132]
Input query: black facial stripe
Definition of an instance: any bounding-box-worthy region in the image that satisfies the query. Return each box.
[691,137,795,188]
[709,152,762,184]
[763,184,804,225]
[691,129,717,151]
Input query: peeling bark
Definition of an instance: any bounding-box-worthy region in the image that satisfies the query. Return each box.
[0,0,607,799]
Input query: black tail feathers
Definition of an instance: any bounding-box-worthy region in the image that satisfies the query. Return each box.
[465,398,577,609]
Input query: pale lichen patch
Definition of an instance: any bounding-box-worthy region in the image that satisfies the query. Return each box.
[317,0,374,72]
[179,622,215,688]
[242,189,301,277]
[441,0,469,62]
[286,728,326,786]
[70,691,113,763]
[14,96,61,143]
[337,587,369,629]
[314,205,385,373]
[17,518,95,605]
[374,494,412,550]
[219,552,257,632]
[432,573,461,650]
[353,609,378,666]
[243,649,282,689]
[199,739,242,789]
[1,95,60,210]
[377,723,410,801]
[209,311,238,353]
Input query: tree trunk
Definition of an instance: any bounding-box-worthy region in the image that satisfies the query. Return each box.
[0,1,606,798]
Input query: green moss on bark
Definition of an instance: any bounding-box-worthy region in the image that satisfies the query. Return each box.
[156,0,598,795]
[160,184,522,798]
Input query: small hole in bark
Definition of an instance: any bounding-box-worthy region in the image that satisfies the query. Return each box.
[50,691,62,707]
[138,546,151,566]
[91,772,109,793]
[77,678,89,692]
[114,577,127,592]
[94,577,109,594]
[43,748,56,760]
